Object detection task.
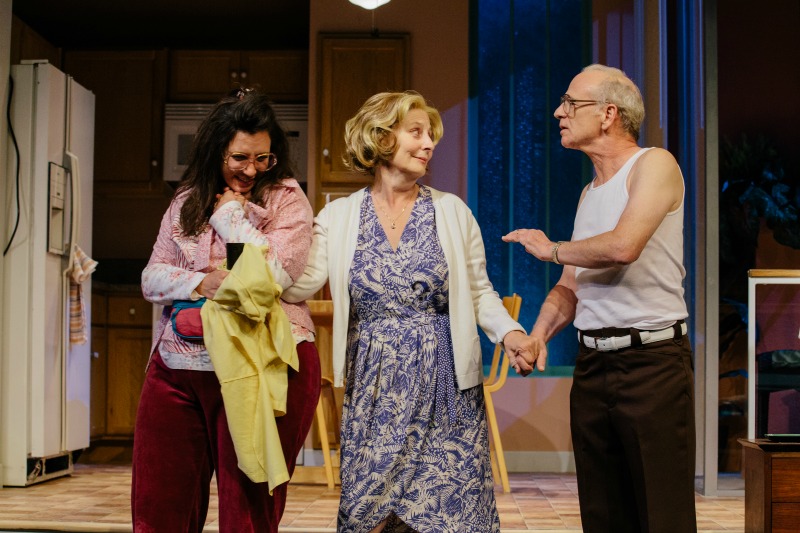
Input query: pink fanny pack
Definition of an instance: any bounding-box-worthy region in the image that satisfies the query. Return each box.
[170,299,206,342]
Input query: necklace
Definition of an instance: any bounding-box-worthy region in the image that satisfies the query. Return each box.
[375,187,417,230]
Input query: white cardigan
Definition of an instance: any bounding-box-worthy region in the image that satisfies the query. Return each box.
[283,186,524,390]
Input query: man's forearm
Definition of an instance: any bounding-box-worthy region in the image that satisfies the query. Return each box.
[531,283,578,342]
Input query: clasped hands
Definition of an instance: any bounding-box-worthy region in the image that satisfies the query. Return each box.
[213,187,250,213]
[502,330,547,377]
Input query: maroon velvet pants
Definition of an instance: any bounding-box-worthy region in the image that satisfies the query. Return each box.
[131,342,321,533]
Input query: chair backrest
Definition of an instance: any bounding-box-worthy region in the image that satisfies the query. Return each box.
[484,294,522,392]
[307,300,334,385]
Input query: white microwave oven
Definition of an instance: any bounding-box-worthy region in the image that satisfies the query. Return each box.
[163,104,212,183]
[163,103,308,184]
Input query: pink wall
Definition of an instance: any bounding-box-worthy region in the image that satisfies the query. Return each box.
[754,284,800,355]
[495,378,574,452]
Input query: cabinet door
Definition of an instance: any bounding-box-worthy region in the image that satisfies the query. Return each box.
[106,328,152,436]
[107,295,154,328]
[773,504,800,533]
[169,50,241,101]
[91,291,108,326]
[63,50,167,193]
[90,325,108,438]
[317,35,409,210]
[243,50,308,102]
[10,15,61,66]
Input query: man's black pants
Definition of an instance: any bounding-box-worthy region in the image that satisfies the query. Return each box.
[570,335,697,533]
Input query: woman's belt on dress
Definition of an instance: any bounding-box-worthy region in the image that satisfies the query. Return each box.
[432,313,458,427]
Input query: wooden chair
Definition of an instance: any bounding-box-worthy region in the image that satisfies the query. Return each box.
[307,299,339,489]
[483,293,523,493]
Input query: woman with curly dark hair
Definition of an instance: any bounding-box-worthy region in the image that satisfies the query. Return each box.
[133,88,320,532]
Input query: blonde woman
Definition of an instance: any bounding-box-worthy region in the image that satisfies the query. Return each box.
[284,91,533,533]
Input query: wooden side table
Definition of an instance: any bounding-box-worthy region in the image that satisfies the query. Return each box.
[740,438,800,532]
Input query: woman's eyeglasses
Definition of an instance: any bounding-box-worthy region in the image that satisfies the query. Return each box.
[224,152,278,172]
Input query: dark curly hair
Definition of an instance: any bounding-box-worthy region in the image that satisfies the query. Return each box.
[176,89,296,236]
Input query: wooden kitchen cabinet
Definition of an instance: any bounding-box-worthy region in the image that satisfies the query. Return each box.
[106,327,152,435]
[315,34,409,211]
[169,49,308,102]
[90,291,108,438]
[741,439,800,532]
[91,289,153,437]
[10,15,61,67]
[63,50,167,195]
[62,50,170,262]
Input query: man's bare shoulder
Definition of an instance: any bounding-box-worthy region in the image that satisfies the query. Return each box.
[629,147,682,186]
[636,147,680,170]
[627,147,684,212]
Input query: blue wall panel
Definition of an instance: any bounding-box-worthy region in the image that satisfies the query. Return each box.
[471,0,590,372]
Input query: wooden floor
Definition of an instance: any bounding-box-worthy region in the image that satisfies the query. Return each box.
[0,449,746,532]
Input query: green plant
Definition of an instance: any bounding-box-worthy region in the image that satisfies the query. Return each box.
[719,135,799,301]
[721,135,799,248]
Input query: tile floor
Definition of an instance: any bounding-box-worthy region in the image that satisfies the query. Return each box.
[0,463,745,532]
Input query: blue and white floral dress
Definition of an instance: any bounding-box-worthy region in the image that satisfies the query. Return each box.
[337,185,500,533]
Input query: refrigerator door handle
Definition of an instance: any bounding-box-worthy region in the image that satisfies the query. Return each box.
[64,150,80,261]
[61,150,80,450]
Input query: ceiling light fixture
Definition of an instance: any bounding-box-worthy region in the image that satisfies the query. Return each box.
[349,0,391,9]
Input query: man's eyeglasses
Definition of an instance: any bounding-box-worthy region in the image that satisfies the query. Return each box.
[560,94,603,116]
[224,152,278,172]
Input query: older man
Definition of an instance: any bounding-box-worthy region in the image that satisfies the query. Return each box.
[504,64,696,532]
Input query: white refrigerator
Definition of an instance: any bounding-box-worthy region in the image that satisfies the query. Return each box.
[1,61,95,486]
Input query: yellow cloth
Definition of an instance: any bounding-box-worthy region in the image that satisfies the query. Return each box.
[200,244,299,491]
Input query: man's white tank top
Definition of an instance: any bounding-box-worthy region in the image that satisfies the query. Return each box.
[573,147,688,331]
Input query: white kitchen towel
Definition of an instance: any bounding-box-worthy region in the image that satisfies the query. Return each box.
[69,246,98,344]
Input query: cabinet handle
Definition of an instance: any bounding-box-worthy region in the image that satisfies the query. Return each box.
[231,71,238,79]
[151,159,158,167]
[322,148,330,158]
[129,307,136,316]
[92,352,100,359]
[240,71,248,80]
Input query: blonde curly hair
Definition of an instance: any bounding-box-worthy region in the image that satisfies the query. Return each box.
[344,91,444,175]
